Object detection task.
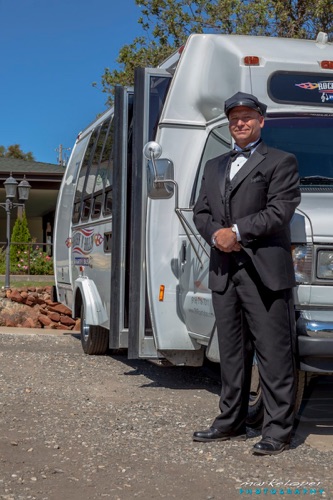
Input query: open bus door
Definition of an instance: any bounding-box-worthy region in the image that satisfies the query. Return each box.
[127,67,172,359]
[109,85,133,349]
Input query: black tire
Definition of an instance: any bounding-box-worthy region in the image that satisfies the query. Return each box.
[80,305,109,355]
[246,364,306,429]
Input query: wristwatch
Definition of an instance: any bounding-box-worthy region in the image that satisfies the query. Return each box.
[212,234,217,247]
[231,225,237,234]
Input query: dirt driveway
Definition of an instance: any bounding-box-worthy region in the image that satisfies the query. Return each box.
[0,330,332,500]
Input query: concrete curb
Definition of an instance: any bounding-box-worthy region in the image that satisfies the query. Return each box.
[0,326,74,336]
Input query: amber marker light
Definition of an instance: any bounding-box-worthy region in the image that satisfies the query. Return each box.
[320,60,333,70]
[159,285,165,301]
[244,56,260,66]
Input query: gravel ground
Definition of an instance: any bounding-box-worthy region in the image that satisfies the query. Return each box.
[0,331,332,500]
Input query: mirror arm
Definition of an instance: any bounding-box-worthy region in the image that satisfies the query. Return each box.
[153,178,210,267]
[150,152,159,180]
[175,209,210,267]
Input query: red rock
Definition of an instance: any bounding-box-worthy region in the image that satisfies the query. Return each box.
[22,317,37,328]
[48,312,61,322]
[38,314,52,326]
[44,299,60,307]
[54,323,71,330]
[59,315,76,326]
[26,297,37,306]
[48,304,72,315]
[9,290,24,303]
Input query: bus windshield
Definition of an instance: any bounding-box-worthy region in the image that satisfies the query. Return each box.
[262,115,333,190]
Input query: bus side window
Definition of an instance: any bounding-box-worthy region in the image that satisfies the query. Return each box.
[72,127,100,223]
[91,192,103,219]
[81,118,111,221]
[92,118,114,219]
[190,124,232,207]
[104,188,113,216]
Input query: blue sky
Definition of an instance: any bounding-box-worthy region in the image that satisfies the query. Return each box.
[0,0,143,164]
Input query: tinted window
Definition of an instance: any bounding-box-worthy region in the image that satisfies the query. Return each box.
[72,116,114,223]
[191,124,232,205]
[262,115,333,189]
[269,72,333,107]
[148,76,171,140]
[92,119,114,218]
[72,127,99,223]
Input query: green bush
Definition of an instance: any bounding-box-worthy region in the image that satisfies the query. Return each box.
[0,212,53,276]
[13,245,54,275]
[10,211,31,267]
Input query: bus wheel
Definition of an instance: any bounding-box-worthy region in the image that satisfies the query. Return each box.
[80,305,109,355]
[246,365,306,429]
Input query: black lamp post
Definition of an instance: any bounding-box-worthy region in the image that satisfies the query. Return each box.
[1,173,31,289]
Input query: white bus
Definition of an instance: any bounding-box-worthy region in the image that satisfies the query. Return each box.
[54,32,333,425]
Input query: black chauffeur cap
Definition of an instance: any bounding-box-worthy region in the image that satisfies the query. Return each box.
[224,91,267,117]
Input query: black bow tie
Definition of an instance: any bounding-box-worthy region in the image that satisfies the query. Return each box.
[230,148,252,160]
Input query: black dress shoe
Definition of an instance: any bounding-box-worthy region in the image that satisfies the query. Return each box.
[193,426,247,442]
[253,437,290,455]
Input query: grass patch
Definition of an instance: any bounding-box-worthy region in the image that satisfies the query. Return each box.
[0,276,55,289]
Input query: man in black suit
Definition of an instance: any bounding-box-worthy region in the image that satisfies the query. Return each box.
[192,92,300,455]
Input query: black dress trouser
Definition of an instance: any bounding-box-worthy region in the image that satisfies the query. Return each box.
[211,259,297,443]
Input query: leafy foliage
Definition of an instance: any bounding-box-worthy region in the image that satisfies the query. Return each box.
[0,144,35,161]
[98,0,332,105]
[15,246,54,275]
[10,211,32,266]
[0,245,54,276]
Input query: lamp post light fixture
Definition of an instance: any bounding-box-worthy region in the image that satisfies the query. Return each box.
[0,173,31,289]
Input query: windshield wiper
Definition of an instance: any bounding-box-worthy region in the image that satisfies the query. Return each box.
[300,176,333,185]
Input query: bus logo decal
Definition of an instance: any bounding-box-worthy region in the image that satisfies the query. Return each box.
[295,80,333,102]
[72,228,103,256]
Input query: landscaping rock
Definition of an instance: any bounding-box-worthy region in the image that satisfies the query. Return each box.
[0,286,80,331]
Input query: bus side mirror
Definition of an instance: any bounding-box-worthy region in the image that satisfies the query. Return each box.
[143,141,175,199]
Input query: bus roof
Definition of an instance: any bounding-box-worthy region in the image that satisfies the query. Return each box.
[160,33,333,126]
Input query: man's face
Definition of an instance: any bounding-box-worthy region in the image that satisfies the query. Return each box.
[228,106,264,148]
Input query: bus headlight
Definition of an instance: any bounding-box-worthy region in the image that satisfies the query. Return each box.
[292,244,312,284]
[317,250,333,280]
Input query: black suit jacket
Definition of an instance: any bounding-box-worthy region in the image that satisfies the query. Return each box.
[193,141,301,292]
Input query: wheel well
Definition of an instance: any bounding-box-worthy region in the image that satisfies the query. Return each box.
[74,289,83,319]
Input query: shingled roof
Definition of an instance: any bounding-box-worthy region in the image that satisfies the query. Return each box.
[0,157,64,220]
[0,157,64,177]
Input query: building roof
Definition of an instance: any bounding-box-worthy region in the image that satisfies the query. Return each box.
[0,157,64,176]
[0,157,64,220]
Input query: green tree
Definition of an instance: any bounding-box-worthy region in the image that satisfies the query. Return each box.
[98,0,332,104]
[0,144,35,161]
[10,211,32,268]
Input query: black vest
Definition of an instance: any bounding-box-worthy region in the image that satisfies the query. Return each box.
[224,158,250,267]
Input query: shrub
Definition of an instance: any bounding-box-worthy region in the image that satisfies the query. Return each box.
[13,245,54,275]
[10,211,31,267]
